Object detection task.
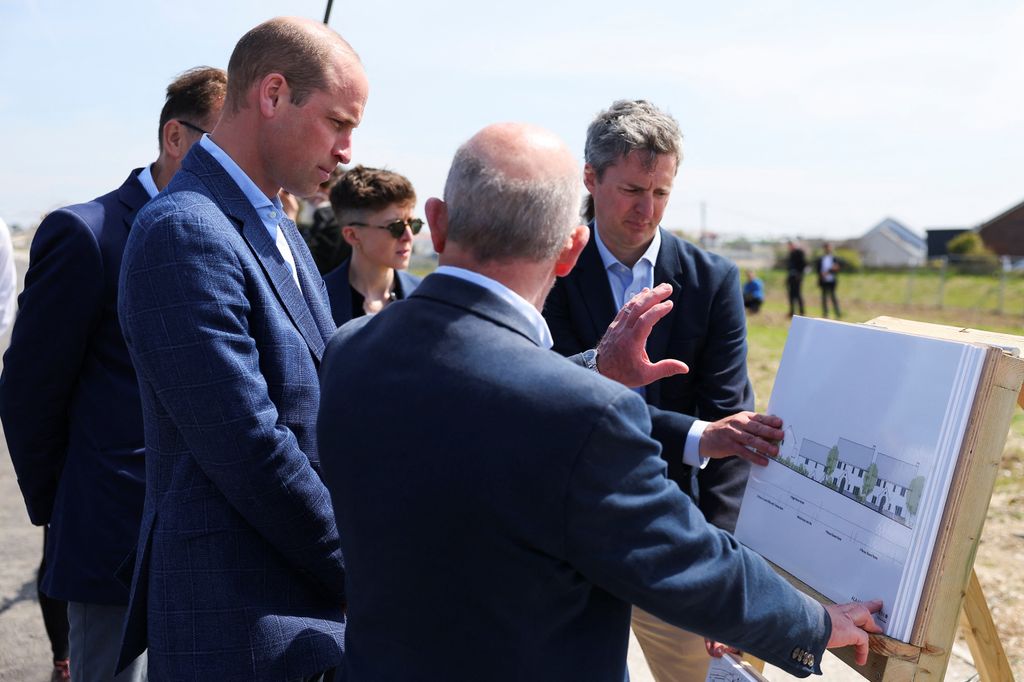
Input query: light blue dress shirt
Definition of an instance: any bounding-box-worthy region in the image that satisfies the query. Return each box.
[137,164,159,200]
[592,223,708,468]
[198,135,301,288]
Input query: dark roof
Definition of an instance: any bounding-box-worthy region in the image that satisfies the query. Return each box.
[925,228,970,259]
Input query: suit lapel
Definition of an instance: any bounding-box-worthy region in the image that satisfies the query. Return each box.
[185,147,330,363]
[281,217,337,348]
[573,224,618,344]
[648,229,683,364]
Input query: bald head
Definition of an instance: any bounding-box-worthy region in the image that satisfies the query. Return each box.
[443,123,581,263]
[225,16,361,113]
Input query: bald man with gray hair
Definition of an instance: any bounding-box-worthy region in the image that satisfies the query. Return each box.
[318,122,880,681]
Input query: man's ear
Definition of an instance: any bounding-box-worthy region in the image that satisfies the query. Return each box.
[583,164,598,194]
[554,225,590,277]
[425,197,448,254]
[257,73,288,118]
[161,120,188,162]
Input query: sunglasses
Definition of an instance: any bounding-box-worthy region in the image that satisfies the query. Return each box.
[176,119,210,136]
[349,218,424,239]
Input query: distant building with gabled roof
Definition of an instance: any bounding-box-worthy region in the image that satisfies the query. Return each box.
[856,218,926,267]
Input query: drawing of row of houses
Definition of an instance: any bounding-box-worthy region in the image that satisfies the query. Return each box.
[792,436,925,527]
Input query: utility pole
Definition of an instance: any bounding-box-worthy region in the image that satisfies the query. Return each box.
[323,0,334,24]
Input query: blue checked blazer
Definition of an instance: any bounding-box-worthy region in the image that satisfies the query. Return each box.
[116,145,345,680]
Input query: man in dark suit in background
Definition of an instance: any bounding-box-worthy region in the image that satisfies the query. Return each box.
[816,241,842,318]
[786,239,808,316]
[0,67,225,682]
[116,18,366,680]
[543,99,777,681]
[319,122,881,681]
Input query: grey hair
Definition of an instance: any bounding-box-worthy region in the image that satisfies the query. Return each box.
[584,99,683,180]
[443,145,580,263]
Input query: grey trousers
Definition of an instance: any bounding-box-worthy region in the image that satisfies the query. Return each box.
[67,602,147,682]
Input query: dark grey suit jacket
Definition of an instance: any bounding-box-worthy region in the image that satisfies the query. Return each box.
[544,225,754,531]
[319,272,828,681]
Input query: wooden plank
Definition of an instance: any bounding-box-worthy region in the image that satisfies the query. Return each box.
[959,570,1016,682]
[911,350,1024,680]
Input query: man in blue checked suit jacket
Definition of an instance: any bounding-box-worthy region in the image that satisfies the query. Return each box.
[318,122,882,682]
[115,18,368,681]
[0,67,225,682]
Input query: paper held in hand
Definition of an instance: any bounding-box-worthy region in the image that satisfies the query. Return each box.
[734,317,988,642]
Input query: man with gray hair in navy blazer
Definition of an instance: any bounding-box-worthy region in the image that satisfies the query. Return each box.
[318,122,881,681]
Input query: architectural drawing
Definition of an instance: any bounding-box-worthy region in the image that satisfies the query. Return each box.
[782,433,923,528]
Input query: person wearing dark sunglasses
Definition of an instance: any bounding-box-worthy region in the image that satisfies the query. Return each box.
[323,165,423,325]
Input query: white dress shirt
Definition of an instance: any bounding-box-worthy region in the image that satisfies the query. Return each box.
[434,266,553,349]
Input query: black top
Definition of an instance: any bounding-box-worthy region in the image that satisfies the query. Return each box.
[787,247,807,274]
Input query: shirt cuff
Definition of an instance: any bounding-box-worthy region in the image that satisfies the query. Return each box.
[683,419,710,469]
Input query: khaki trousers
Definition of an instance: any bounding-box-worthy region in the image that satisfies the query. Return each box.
[631,607,710,682]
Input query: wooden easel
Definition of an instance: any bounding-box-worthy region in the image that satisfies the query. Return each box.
[748,316,1023,681]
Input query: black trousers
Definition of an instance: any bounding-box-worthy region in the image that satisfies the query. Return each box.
[39,527,70,661]
[786,272,804,316]
[820,281,841,318]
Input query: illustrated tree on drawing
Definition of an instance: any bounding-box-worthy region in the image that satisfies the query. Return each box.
[860,463,878,502]
[825,445,839,478]
[906,476,926,516]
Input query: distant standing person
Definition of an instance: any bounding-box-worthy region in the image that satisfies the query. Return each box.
[817,242,841,318]
[0,67,226,682]
[785,239,806,316]
[323,166,423,326]
[742,270,764,313]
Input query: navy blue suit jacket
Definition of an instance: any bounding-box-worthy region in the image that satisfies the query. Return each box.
[116,145,345,680]
[544,226,754,531]
[0,170,148,604]
[319,273,827,681]
[322,258,421,327]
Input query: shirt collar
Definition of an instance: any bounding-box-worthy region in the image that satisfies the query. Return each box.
[593,221,662,272]
[199,135,284,234]
[137,164,159,199]
[434,265,553,349]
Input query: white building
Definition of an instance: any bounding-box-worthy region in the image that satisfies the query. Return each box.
[870,452,919,522]
[856,218,926,268]
[833,437,874,498]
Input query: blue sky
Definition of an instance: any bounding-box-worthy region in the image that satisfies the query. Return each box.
[1,0,1021,238]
